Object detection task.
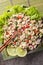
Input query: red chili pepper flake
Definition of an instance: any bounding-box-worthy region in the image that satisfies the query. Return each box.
[21,24,30,31]
[25,24,30,28]
[25,39,29,43]
[6,31,9,35]
[17,15,23,19]
[14,42,16,45]
[22,26,26,30]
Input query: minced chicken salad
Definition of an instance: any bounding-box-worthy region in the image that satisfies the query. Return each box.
[3,13,43,57]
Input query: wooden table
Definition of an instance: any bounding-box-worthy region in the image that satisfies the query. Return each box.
[0,51,43,65]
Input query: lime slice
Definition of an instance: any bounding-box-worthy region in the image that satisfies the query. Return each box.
[16,47,27,57]
[7,45,17,56]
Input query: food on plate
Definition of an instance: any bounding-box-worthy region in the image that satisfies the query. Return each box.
[4,13,43,56]
[0,5,43,57]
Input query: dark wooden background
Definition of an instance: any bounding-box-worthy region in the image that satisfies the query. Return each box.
[0,51,43,65]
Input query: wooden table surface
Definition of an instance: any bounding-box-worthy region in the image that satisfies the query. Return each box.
[0,51,43,65]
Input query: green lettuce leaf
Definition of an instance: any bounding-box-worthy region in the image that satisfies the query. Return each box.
[24,6,41,20]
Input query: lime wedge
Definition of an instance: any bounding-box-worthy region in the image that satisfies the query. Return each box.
[7,45,17,56]
[16,47,27,57]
